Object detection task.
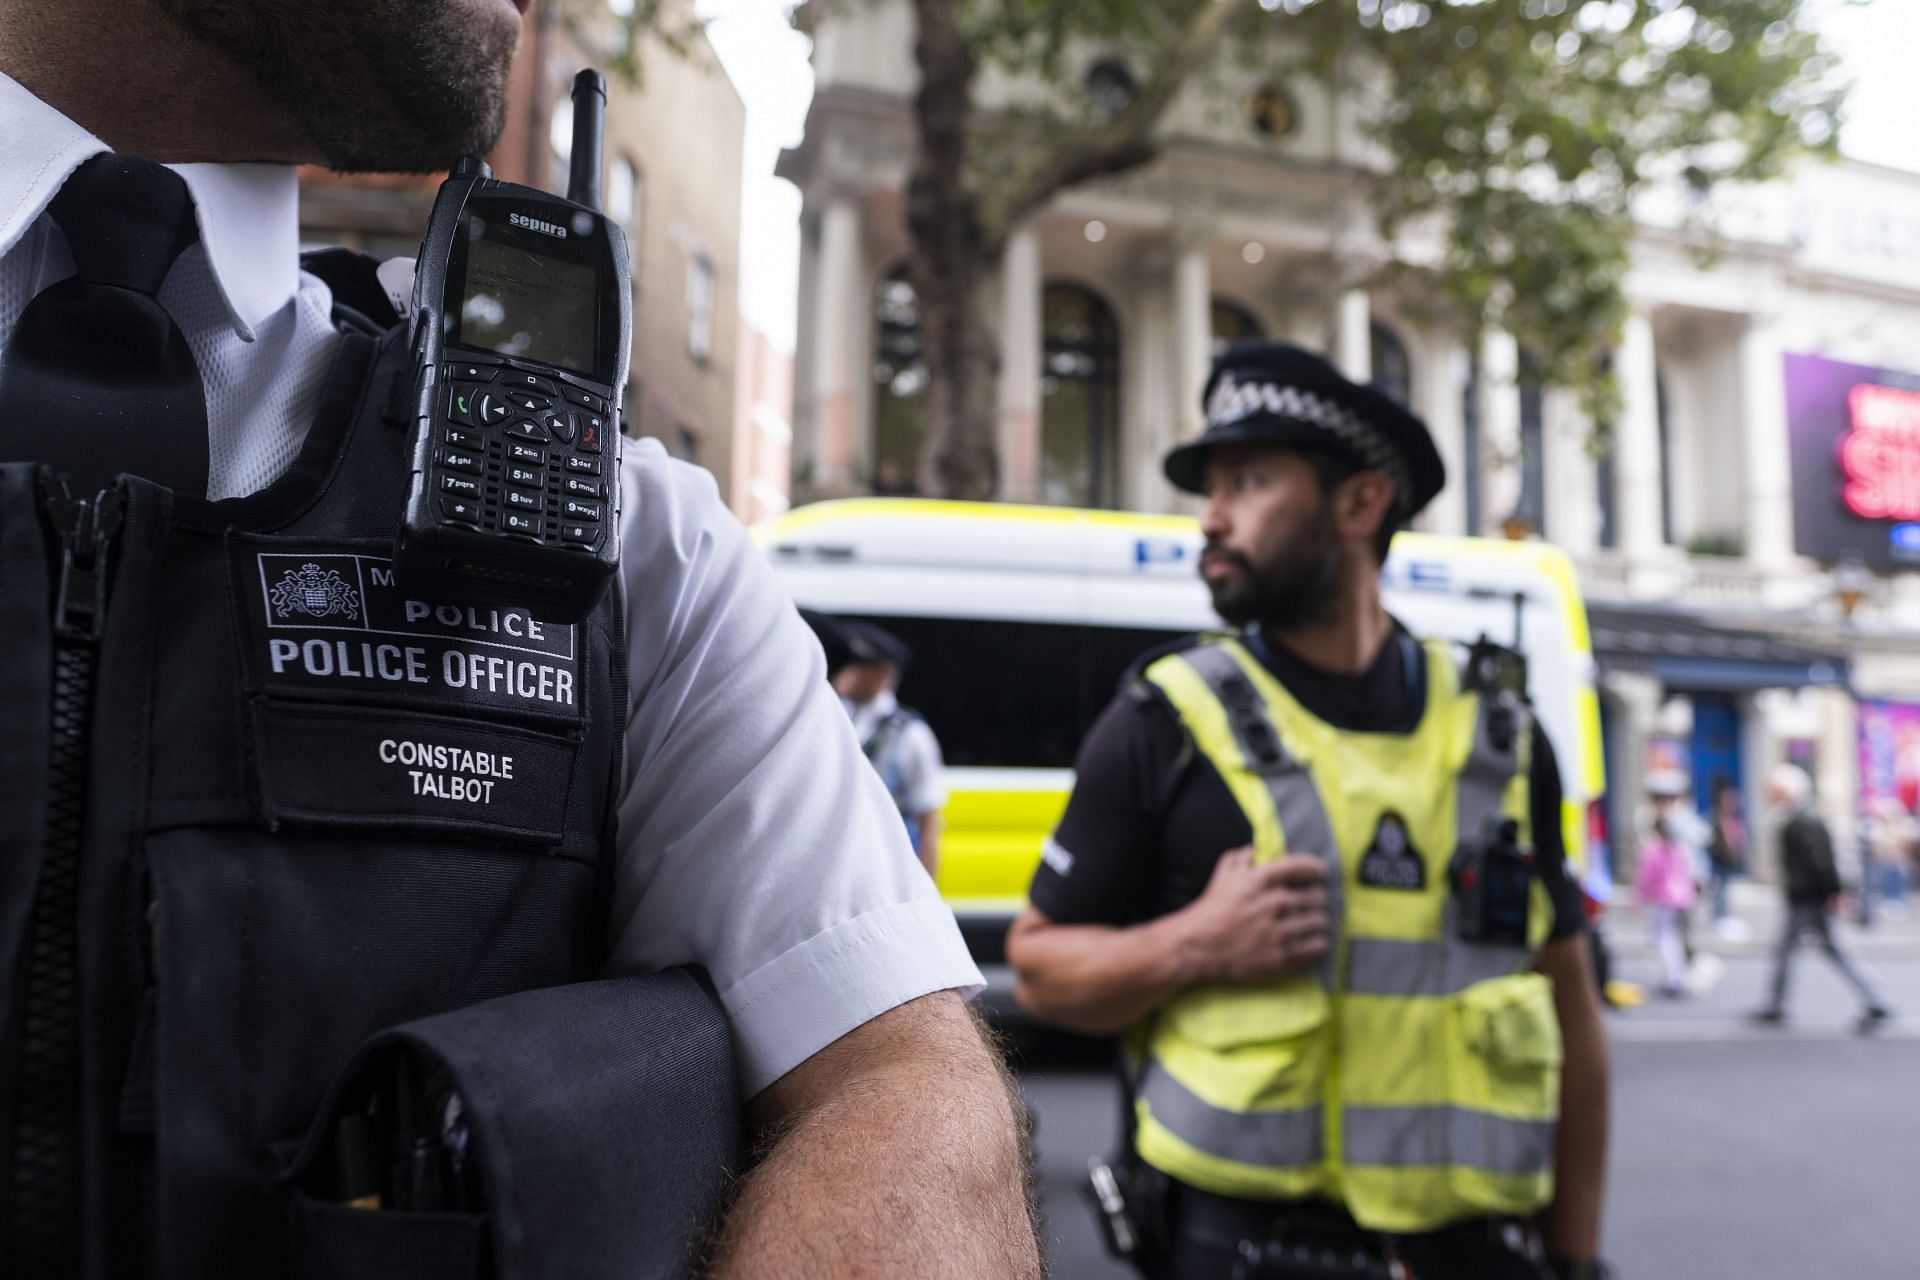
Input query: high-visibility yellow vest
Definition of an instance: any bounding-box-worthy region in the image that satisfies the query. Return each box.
[1134,635,1561,1233]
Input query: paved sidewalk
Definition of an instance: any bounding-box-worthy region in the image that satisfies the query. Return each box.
[1604,879,1920,959]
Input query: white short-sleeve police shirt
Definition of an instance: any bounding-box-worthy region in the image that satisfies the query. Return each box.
[0,72,983,1098]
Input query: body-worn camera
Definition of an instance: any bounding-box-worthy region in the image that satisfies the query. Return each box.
[1449,816,1536,947]
[393,71,631,624]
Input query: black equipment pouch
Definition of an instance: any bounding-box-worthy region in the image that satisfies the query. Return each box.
[1448,815,1537,948]
[281,970,741,1280]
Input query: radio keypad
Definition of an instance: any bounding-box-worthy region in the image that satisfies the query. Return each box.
[432,356,614,551]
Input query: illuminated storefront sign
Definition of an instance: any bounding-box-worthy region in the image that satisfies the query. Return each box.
[1839,382,1920,521]
[1787,353,1920,567]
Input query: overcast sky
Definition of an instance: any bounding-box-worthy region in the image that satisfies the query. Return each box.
[701,0,1920,354]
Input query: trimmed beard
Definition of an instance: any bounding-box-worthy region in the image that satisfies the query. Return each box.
[1204,500,1345,631]
[158,0,520,172]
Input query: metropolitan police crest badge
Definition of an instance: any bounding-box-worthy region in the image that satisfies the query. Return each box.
[270,563,362,622]
[1358,810,1425,891]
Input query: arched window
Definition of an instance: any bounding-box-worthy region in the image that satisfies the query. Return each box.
[871,267,926,495]
[1370,322,1413,407]
[1210,300,1264,356]
[1041,283,1122,509]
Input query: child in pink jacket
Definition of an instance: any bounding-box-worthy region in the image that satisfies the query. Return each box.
[1636,818,1700,996]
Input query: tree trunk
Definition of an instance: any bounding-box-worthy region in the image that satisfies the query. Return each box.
[906,0,999,501]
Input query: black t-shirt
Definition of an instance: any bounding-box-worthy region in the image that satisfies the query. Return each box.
[1030,626,1587,939]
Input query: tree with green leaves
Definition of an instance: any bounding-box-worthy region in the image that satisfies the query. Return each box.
[799,0,1851,501]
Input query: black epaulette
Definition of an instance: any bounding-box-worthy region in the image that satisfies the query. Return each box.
[1117,630,1237,703]
[299,247,403,336]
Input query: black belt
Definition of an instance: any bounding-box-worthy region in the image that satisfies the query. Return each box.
[1170,1186,1542,1279]
[1175,1189,1381,1253]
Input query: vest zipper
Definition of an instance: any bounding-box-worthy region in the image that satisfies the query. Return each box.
[13,476,125,1278]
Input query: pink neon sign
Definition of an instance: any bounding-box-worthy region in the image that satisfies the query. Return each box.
[1841,382,1920,521]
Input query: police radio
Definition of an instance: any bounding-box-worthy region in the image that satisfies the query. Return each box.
[394,69,630,623]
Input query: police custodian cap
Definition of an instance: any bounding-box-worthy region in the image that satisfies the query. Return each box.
[1162,340,1446,516]
[840,619,913,670]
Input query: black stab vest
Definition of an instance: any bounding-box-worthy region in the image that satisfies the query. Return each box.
[0,304,629,1277]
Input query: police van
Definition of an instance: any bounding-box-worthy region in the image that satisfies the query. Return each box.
[759,499,1611,1001]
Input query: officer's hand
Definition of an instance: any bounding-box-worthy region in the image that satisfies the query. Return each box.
[1181,847,1330,983]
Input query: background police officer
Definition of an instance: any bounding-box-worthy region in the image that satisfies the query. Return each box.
[1007,343,1610,1279]
[0,2,1037,1275]
[833,621,948,877]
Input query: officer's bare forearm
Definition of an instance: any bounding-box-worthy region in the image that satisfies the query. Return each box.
[1005,906,1209,1035]
[1536,934,1610,1260]
[707,991,1040,1280]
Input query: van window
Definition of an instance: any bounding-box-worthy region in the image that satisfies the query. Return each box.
[842,615,1191,769]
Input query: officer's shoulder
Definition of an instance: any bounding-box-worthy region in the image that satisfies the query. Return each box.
[1115,631,1239,707]
[616,437,735,561]
[1120,632,1211,688]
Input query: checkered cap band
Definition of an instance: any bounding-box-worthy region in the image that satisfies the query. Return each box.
[1204,372,1410,498]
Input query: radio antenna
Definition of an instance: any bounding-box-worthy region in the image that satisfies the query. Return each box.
[567,69,607,212]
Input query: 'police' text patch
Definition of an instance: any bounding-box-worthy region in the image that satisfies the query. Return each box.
[236,546,582,719]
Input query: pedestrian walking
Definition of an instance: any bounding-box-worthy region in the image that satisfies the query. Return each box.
[833,620,949,877]
[1706,781,1750,935]
[1007,342,1611,1280]
[1862,797,1912,923]
[1634,813,1698,997]
[1752,764,1894,1033]
[1646,771,1708,963]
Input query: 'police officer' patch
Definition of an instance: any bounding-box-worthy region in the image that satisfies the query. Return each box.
[1358,811,1426,891]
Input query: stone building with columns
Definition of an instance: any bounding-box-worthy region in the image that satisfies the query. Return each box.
[778,1,1920,875]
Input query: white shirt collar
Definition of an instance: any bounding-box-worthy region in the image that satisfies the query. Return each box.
[0,71,301,343]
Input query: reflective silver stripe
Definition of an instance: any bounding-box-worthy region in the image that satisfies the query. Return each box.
[1345,936,1525,998]
[1138,1062,1325,1168]
[1344,1105,1555,1176]
[1182,644,1342,988]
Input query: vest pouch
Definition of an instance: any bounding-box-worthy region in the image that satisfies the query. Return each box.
[1457,972,1562,1081]
[282,970,742,1280]
[288,1197,489,1280]
[1157,977,1330,1112]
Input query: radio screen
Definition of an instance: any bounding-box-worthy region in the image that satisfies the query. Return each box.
[456,218,600,377]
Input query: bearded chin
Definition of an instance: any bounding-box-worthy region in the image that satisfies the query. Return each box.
[1208,533,1344,631]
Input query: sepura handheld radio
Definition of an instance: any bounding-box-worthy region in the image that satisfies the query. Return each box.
[393,69,630,624]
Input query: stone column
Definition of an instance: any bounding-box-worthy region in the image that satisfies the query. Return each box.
[997,222,1043,503]
[809,191,862,492]
[1543,388,1598,555]
[1173,238,1213,444]
[1740,316,1797,566]
[1614,309,1665,559]
[1478,329,1523,538]
[1417,333,1468,537]
[1333,288,1372,384]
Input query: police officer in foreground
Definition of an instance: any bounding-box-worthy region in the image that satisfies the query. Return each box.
[1007,343,1611,1279]
[0,2,1036,1277]
[833,622,949,877]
